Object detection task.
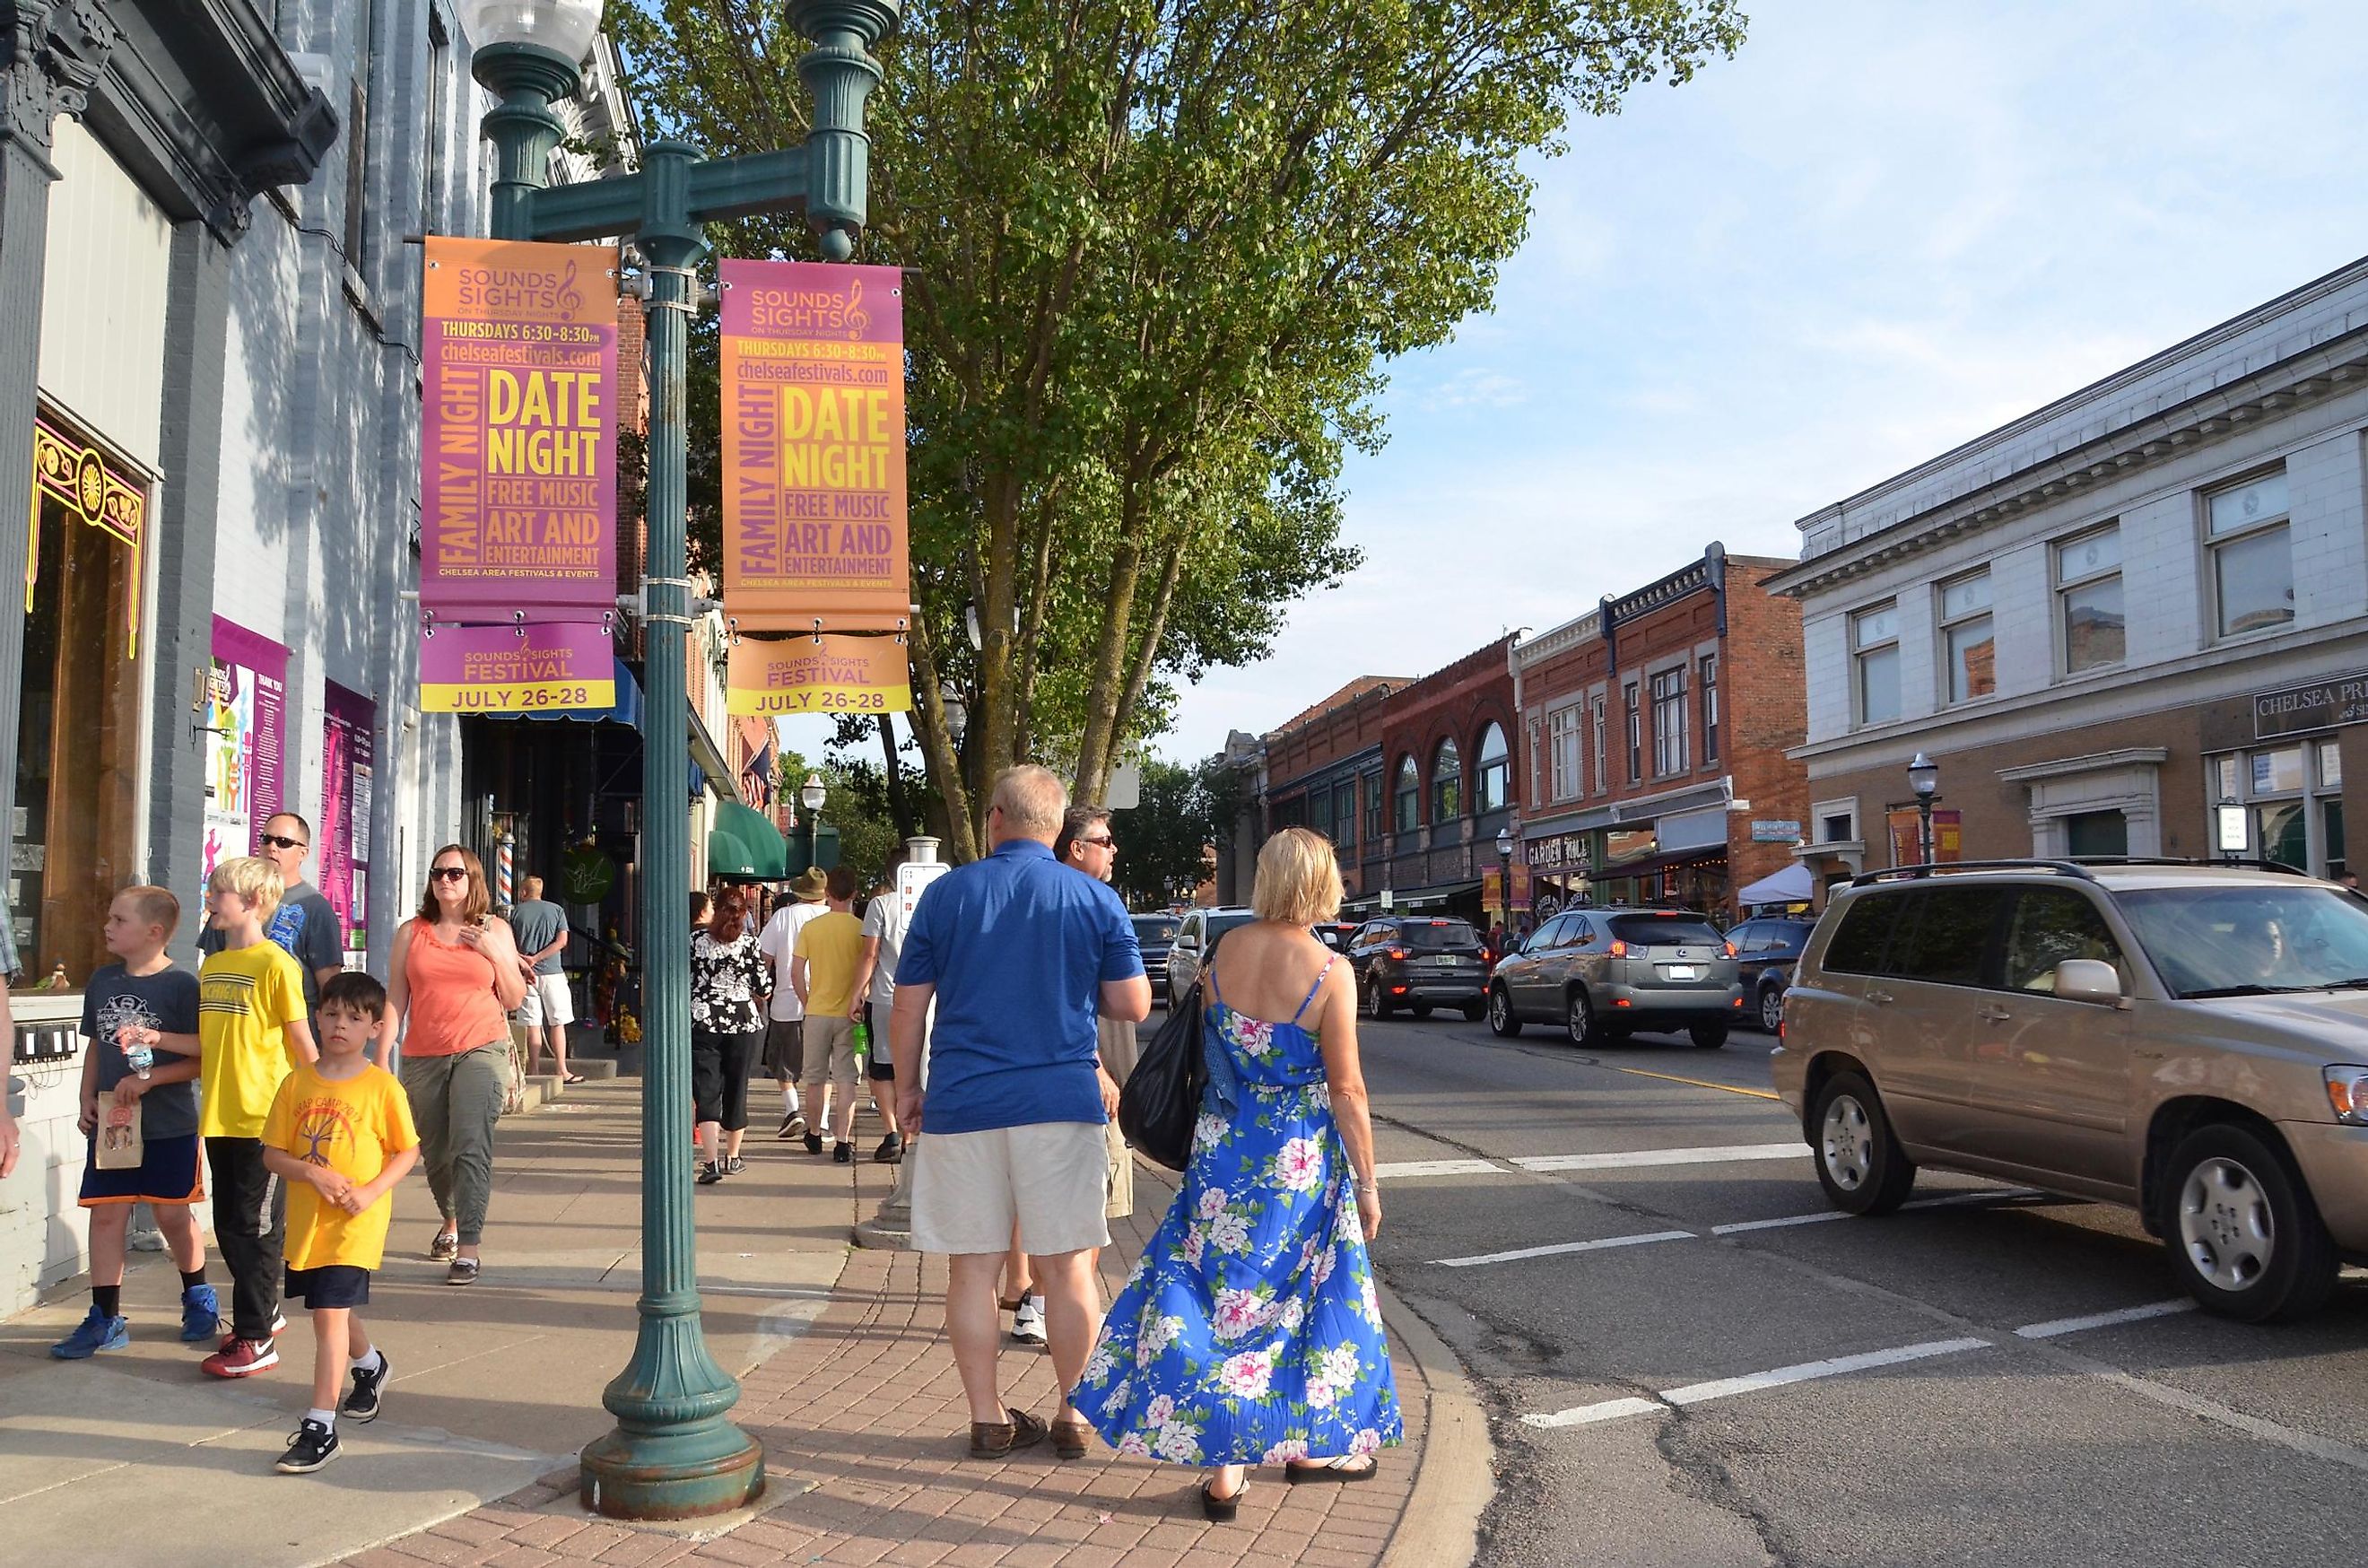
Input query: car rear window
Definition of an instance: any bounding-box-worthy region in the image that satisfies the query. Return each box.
[1885,886,2007,986]
[1821,894,1901,974]
[1206,912,1257,943]
[1132,917,1179,943]
[1401,919,1478,951]
[1606,914,1723,946]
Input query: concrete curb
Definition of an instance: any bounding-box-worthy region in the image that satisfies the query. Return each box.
[1379,1284,1495,1568]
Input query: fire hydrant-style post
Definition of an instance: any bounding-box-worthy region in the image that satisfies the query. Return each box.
[461,0,902,1521]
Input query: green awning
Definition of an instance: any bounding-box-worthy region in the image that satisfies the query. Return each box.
[709,800,790,882]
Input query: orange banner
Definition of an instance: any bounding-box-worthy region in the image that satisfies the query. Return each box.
[719,260,910,631]
[727,634,912,717]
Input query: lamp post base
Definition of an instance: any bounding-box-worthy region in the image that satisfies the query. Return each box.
[580,1418,765,1521]
[854,1135,919,1250]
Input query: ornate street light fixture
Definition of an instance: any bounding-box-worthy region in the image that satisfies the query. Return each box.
[466,0,902,1521]
[1908,752,1940,866]
[1494,825,1515,934]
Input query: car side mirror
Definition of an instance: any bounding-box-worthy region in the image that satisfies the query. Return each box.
[2054,958,2124,1006]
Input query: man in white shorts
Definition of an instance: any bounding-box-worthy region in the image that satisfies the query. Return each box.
[889,766,1149,1459]
[509,876,578,1082]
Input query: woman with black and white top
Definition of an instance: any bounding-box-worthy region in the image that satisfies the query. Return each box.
[691,884,770,1184]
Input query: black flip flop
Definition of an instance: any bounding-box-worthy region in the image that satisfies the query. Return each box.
[1200,1477,1249,1521]
[1285,1456,1378,1484]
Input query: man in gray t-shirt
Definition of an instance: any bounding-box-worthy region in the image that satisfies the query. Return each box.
[849,853,909,1163]
[509,876,576,1081]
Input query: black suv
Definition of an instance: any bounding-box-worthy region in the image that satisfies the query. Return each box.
[1726,916,1819,1032]
[1349,916,1489,1020]
[1132,913,1180,1002]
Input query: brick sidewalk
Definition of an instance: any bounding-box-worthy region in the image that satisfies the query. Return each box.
[344,1163,1436,1568]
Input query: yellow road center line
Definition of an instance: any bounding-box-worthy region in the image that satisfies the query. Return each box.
[1607,1066,1781,1102]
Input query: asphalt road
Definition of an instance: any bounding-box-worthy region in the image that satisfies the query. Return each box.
[1347,1007,2368,1568]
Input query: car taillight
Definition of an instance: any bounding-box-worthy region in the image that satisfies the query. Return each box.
[1724,941,1737,958]
[1388,947,1408,960]
[1607,940,1627,958]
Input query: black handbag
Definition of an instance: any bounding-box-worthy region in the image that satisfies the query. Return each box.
[1118,979,1207,1172]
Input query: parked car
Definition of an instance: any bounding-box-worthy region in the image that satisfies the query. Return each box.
[1487,907,1743,1048]
[1772,858,2368,1322]
[1726,916,1819,1032]
[1349,916,1491,1020]
[1166,907,1257,1000]
[1313,921,1360,953]
[1133,913,1181,1002]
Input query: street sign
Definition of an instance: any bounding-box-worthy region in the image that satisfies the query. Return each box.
[1105,760,1142,810]
[1751,820,1802,842]
[1380,888,1394,911]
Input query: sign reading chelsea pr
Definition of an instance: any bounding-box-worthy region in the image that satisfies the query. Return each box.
[421,237,619,621]
[719,260,910,629]
[728,635,912,716]
[419,623,615,714]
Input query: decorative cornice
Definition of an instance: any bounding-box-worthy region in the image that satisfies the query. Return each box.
[2,1,118,158]
[1768,326,2368,599]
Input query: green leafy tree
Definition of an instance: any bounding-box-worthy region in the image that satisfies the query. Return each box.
[614,0,1745,859]
[1111,758,1226,909]
[776,749,902,885]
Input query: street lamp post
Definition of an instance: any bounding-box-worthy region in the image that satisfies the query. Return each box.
[1908,752,1940,867]
[800,771,827,870]
[462,0,901,1521]
[1494,826,1515,936]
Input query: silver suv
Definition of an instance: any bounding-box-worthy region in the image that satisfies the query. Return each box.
[1165,907,1255,1001]
[1486,907,1745,1049]
[1772,859,2368,1321]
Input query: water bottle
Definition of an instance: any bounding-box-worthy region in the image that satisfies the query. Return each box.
[118,1026,153,1080]
[851,1019,871,1056]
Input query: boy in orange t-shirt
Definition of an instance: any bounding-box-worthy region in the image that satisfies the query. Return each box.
[262,971,418,1475]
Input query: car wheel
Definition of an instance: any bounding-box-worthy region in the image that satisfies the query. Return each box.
[1758,983,1785,1034]
[1690,1024,1729,1050]
[1410,1002,1433,1019]
[1363,970,1393,1022]
[2160,1123,2338,1322]
[1461,999,1487,1023]
[1810,1070,1915,1215]
[1488,984,1523,1038]
[1565,989,1606,1049]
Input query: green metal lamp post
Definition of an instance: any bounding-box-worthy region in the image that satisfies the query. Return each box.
[460,0,901,1520]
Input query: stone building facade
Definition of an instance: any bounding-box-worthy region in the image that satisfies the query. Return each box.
[1767,255,2368,893]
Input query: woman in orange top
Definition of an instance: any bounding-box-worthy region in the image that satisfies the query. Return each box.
[381,846,527,1285]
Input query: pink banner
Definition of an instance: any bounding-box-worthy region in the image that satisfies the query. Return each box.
[418,622,616,714]
[203,617,288,881]
[321,683,376,954]
[421,237,621,620]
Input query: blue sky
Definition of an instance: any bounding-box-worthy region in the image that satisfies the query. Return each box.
[779,1,2368,774]
[1152,0,2368,761]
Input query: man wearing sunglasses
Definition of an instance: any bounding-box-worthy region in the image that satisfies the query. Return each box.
[201,814,344,1025]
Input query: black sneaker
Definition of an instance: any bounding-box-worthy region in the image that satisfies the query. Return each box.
[777,1113,805,1141]
[832,1141,854,1163]
[873,1132,904,1164]
[726,1155,746,1175]
[804,1132,824,1155]
[274,1418,340,1474]
[343,1353,388,1424]
[697,1161,724,1185]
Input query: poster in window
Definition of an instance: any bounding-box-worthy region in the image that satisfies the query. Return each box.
[320,684,376,956]
[203,618,288,883]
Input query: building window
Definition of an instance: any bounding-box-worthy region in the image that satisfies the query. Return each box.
[1821,811,1855,843]
[1937,571,1995,705]
[2207,469,2294,639]
[1591,693,1608,794]
[1432,737,1461,822]
[1650,666,1687,777]
[1623,683,1642,783]
[1548,705,1580,800]
[423,7,449,222]
[1364,772,1383,842]
[2065,810,2129,858]
[1852,602,1901,726]
[1333,780,1357,850]
[1309,785,1333,842]
[2057,525,2124,674]
[2207,737,2346,875]
[1475,724,1510,814]
[1701,655,1719,763]
[1393,754,1420,833]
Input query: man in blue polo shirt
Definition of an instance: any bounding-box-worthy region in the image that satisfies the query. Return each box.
[891,764,1150,1461]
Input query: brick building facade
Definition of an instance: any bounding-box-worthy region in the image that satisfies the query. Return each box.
[1363,636,1521,920]
[1511,546,1808,922]
[1262,677,1404,902]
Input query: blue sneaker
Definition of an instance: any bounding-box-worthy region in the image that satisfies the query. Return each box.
[179,1284,221,1344]
[51,1305,129,1359]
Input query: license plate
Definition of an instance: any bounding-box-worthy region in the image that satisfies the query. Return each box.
[1662,964,1701,981]
[1430,955,1458,968]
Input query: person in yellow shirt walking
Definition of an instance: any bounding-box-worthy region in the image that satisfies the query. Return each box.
[262,971,419,1474]
[793,867,867,1163]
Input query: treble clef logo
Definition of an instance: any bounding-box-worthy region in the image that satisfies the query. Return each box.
[842,277,870,338]
[556,257,583,316]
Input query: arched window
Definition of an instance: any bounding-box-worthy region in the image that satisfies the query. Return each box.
[1475,723,1510,813]
[1432,737,1462,822]
[1393,754,1421,832]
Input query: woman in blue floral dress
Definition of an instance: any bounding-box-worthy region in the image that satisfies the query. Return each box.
[1075,828,1399,1519]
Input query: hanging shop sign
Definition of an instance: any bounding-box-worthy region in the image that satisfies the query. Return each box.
[727,633,912,716]
[718,259,910,630]
[30,416,145,657]
[419,237,620,622]
[419,622,616,713]
[202,618,289,881]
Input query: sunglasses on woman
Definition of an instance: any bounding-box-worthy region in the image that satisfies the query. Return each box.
[431,867,470,883]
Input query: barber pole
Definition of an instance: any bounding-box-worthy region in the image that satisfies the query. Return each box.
[497,837,514,909]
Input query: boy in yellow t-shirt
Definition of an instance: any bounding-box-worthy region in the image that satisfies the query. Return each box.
[262,971,418,1475]
[793,867,867,1161]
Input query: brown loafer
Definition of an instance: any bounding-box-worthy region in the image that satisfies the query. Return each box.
[1050,1418,1095,1460]
[968,1407,1049,1459]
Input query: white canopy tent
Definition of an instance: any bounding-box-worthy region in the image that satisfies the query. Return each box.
[1736,862,1815,908]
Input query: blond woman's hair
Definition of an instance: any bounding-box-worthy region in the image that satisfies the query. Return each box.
[1252,828,1345,928]
[208,856,284,925]
[991,764,1069,839]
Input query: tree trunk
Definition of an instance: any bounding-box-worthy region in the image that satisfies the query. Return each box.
[877,711,914,838]
[1101,529,1192,794]
[905,619,977,862]
[1071,468,1154,803]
